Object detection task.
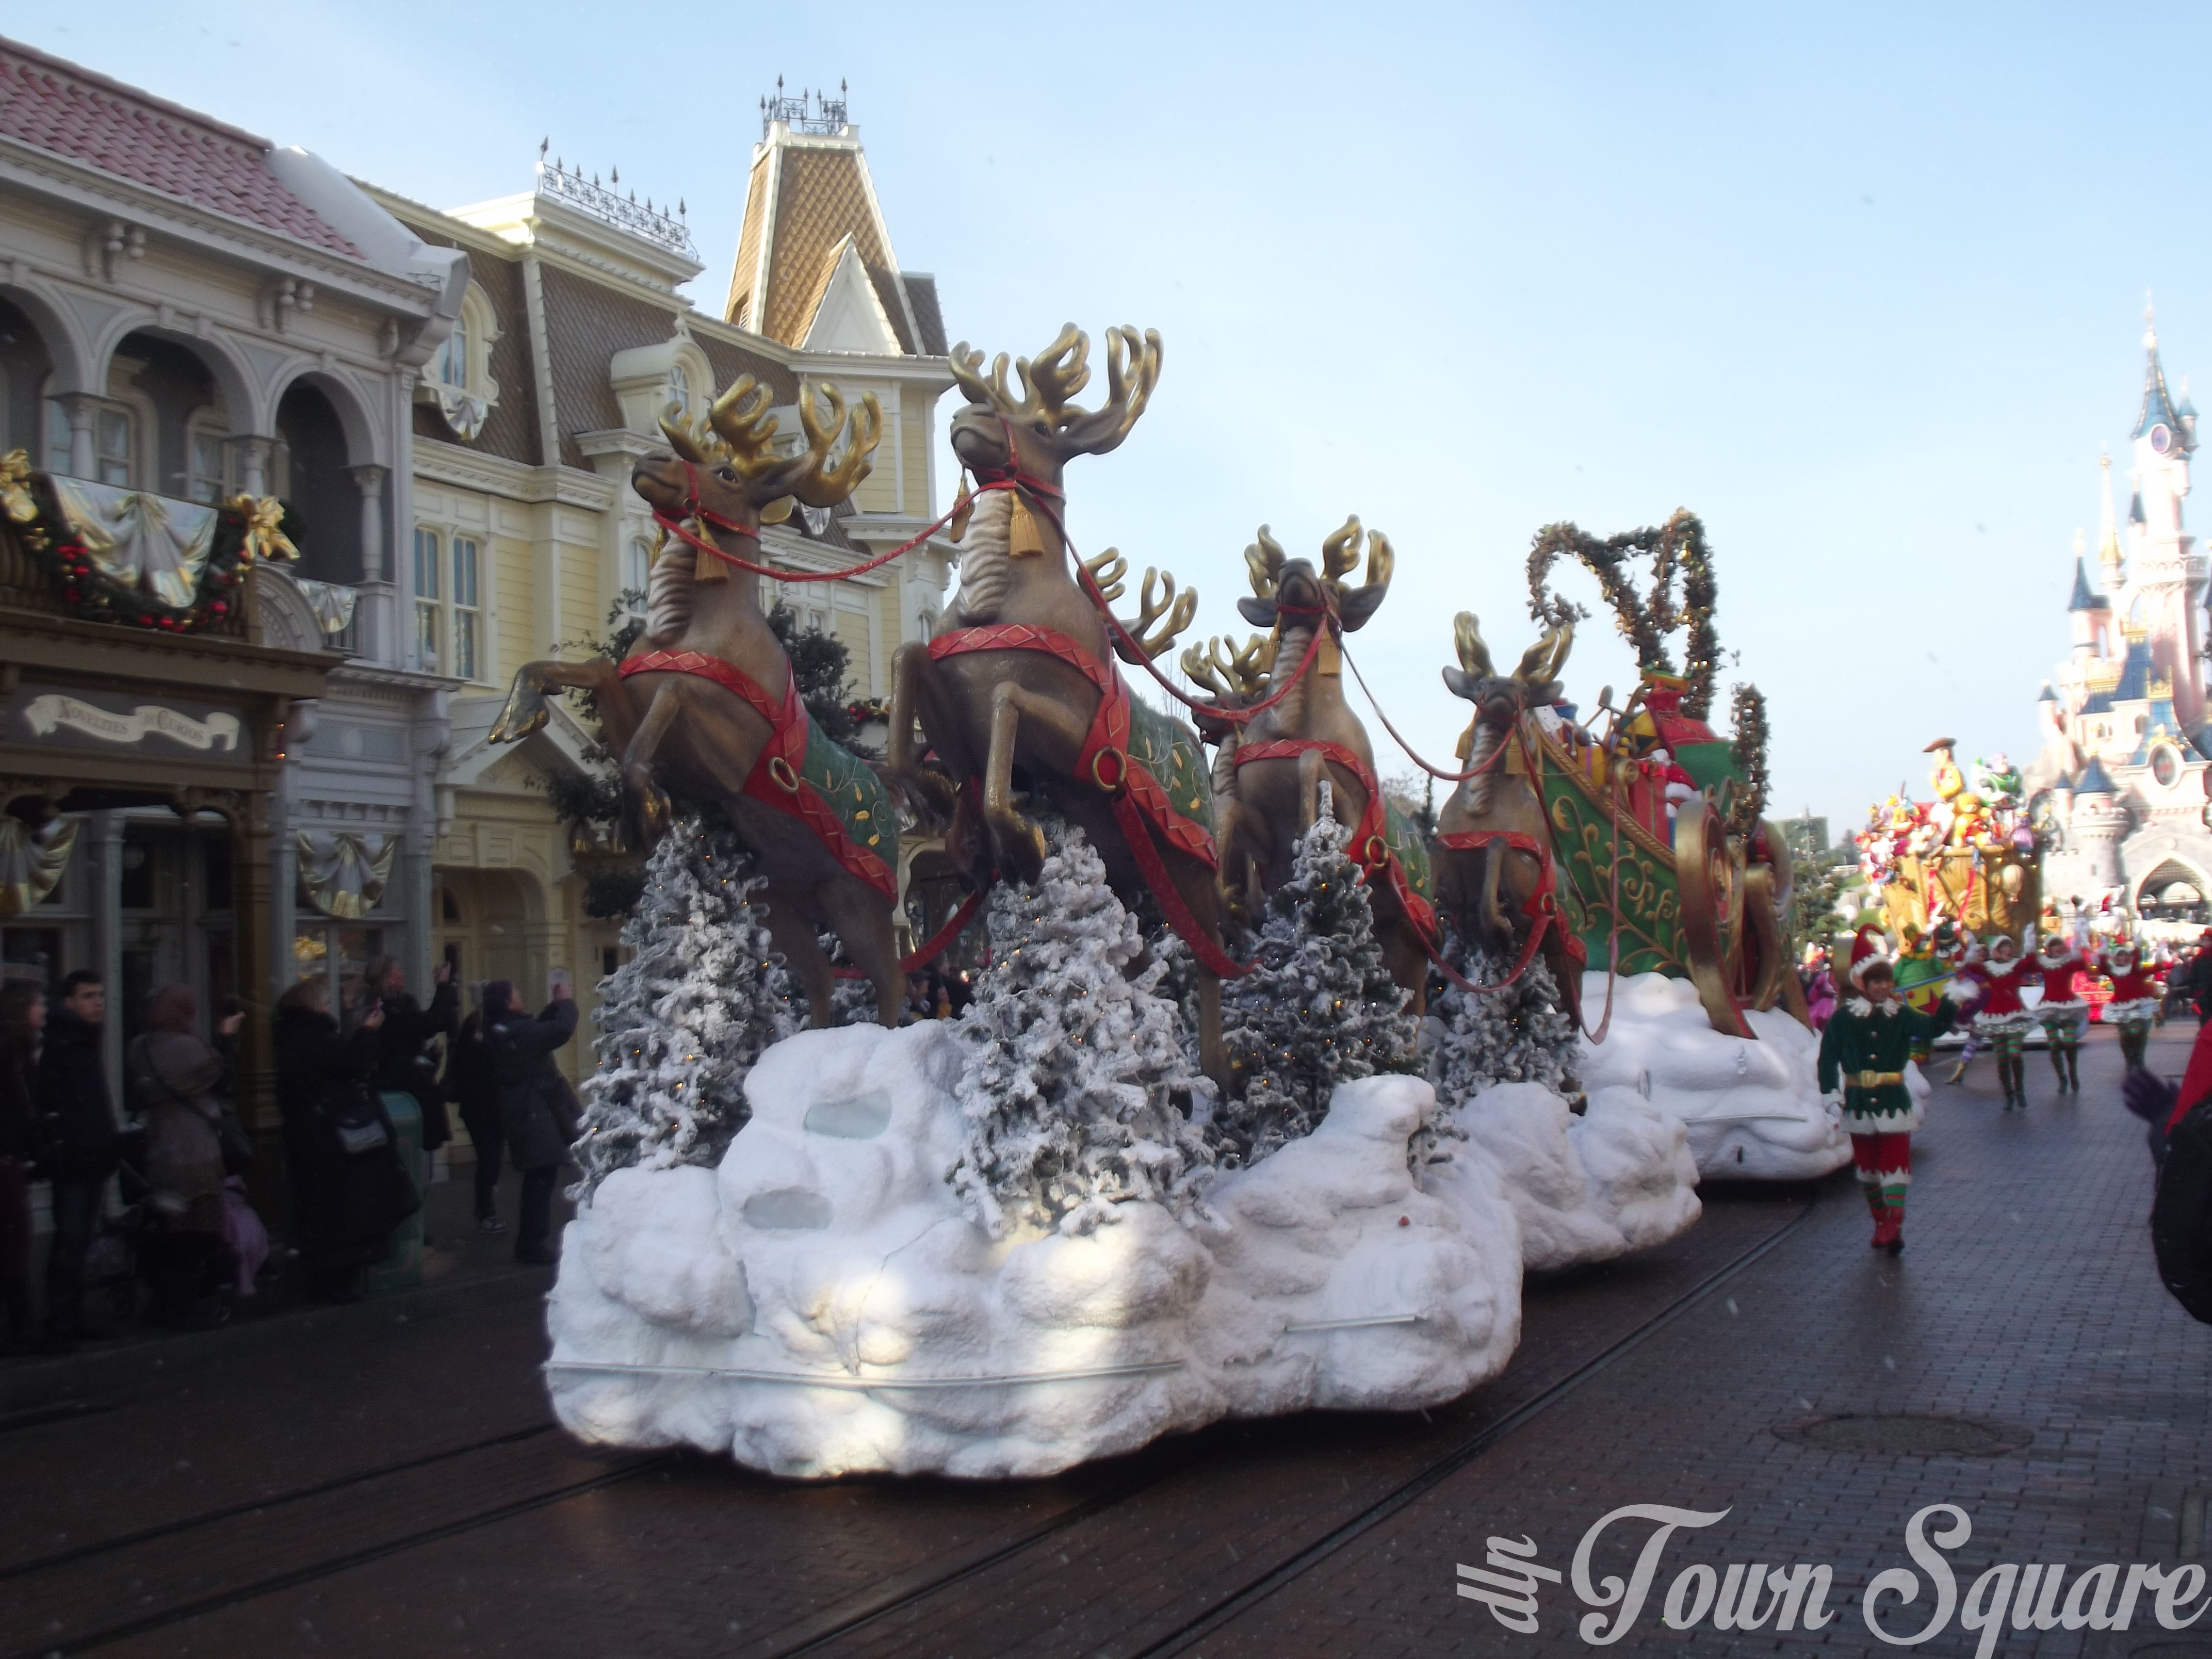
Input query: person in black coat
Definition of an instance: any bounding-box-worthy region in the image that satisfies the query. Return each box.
[35,971,118,1349]
[272,979,415,1302]
[483,979,577,1265]
[445,996,505,1233]
[0,981,45,1353]
[360,956,458,1151]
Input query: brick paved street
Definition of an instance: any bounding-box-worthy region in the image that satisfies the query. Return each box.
[3,1023,2203,1658]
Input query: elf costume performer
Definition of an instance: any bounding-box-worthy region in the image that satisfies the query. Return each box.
[1817,928,1970,1252]
[1943,932,1990,1085]
[1967,934,2036,1109]
[2036,935,2088,1092]
[2097,937,2163,1072]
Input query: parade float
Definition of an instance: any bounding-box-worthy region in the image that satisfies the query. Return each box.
[494,324,1830,1481]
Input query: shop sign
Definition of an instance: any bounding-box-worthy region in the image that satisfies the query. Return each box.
[7,685,244,754]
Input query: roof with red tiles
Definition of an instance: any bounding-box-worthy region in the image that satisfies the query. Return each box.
[0,37,363,259]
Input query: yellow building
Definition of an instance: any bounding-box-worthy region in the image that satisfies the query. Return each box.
[365,100,957,1077]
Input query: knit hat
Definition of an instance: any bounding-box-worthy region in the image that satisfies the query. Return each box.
[1846,925,1890,985]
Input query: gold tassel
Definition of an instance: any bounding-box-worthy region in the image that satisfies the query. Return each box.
[947,479,973,544]
[1007,492,1048,559]
[1317,627,1342,677]
[688,521,728,583]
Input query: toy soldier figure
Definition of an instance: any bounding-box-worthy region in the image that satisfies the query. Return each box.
[2036,934,2088,1092]
[2097,937,2164,1072]
[1817,927,1971,1252]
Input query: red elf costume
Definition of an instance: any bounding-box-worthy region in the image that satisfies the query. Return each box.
[2097,938,2163,1072]
[1967,934,2036,1109]
[1816,927,1970,1251]
[2037,936,2089,1093]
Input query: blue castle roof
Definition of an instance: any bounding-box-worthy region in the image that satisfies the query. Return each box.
[2136,336,2193,448]
[2068,558,2108,611]
[2075,756,2117,794]
[2081,639,2158,714]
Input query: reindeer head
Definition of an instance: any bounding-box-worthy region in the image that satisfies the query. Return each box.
[946,323,1161,490]
[1441,612,1574,727]
[1235,516,1393,633]
[631,375,881,539]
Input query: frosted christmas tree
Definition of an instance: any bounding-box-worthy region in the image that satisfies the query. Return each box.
[950,822,1216,1238]
[1218,800,1420,1166]
[1426,941,1581,1106]
[574,818,797,1195]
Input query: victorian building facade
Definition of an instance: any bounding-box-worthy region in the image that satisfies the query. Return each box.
[2028,319,2212,936]
[1,38,953,1164]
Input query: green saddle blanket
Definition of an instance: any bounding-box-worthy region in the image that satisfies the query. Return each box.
[803,718,898,869]
[1384,796,1432,901]
[1127,696,1215,836]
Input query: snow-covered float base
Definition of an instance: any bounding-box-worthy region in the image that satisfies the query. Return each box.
[1458,1082,1702,1271]
[1576,971,1853,1182]
[547,1022,1526,1481]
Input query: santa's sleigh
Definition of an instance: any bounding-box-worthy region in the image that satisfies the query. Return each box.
[1520,711,1805,1038]
[1878,846,2040,943]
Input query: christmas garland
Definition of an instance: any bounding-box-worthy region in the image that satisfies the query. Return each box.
[1524,508,1721,721]
[0,449,301,634]
[1726,682,1770,836]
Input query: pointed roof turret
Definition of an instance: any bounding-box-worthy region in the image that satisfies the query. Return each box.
[2097,451,2126,577]
[2075,756,2117,795]
[722,85,945,358]
[2135,300,2193,450]
[2068,557,2107,612]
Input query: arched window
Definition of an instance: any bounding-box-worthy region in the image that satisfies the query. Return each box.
[420,284,499,440]
[622,534,652,604]
[664,364,693,419]
[433,315,469,389]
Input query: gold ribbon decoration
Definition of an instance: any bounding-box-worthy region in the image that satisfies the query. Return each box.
[0,448,37,526]
[228,495,300,565]
[0,815,77,916]
[296,829,396,919]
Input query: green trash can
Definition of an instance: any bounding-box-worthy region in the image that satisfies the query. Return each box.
[365,1090,425,1295]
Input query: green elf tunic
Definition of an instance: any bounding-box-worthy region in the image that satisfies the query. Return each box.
[1816,991,1963,1135]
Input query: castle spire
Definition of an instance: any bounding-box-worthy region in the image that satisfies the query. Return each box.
[2098,448,2125,578]
[2135,295,2192,450]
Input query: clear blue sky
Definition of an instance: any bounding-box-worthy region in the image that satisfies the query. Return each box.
[24,2,2199,837]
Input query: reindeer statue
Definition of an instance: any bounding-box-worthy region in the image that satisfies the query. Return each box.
[883,323,1231,1076]
[486,378,910,1028]
[1432,611,1584,1024]
[1188,518,1436,1006]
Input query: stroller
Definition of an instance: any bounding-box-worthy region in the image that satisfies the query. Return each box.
[81,1128,235,1330]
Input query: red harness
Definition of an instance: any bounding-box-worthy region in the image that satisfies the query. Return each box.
[929,623,1248,979]
[1232,737,1437,944]
[619,648,897,903]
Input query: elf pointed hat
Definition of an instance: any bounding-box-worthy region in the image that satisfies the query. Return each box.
[1846,925,1890,985]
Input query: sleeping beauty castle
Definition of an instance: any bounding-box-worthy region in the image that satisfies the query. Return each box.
[2027,314,2212,936]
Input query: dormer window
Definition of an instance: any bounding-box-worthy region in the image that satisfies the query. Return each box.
[665,364,693,419]
[419,283,500,442]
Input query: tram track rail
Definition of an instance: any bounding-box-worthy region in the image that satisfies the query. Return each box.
[8,1184,1823,1658]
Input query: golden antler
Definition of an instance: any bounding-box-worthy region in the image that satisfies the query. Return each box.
[698,376,779,473]
[1017,323,1091,419]
[1321,515,1362,583]
[1514,619,1575,687]
[1082,547,1129,605]
[1115,567,1198,661]
[950,325,1161,458]
[1181,639,1232,697]
[780,382,881,506]
[1359,529,1394,593]
[1244,526,1287,599]
[1455,612,1495,679]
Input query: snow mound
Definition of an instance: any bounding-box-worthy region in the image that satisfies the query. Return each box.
[1576,971,1851,1181]
[544,1023,1523,1479]
[1451,1081,1702,1271]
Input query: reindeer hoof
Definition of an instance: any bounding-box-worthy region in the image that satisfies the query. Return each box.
[628,784,673,849]
[989,810,1048,886]
[488,693,549,743]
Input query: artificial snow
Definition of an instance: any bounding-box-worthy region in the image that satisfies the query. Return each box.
[1448,1081,1702,1271]
[544,1021,1524,1479]
[1575,970,1852,1181]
